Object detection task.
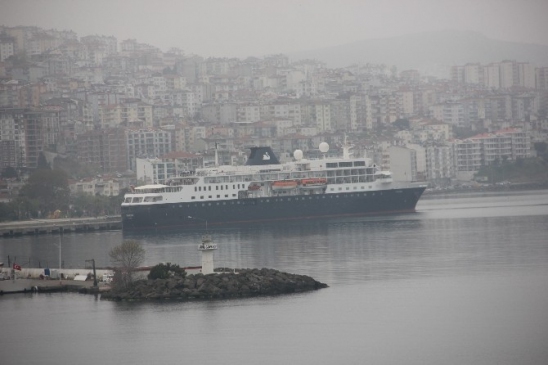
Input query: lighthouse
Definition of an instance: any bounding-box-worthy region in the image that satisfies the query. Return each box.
[198,234,217,274]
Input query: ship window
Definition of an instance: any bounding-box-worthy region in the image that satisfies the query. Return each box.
[233,184,235,189]
[339,162,352,167]
[191,196,195,200]
[226,185,228,189]
[194,187,197,192]
[200,196,204,199]
[124,197,132,203]
[208,186,211,191]
[225,195,228,197]
[216,186,218,190]
[232,194,236,197]
[208,195,212,198]
[217,195,220,198]
[354,161,365,166]
[346,187,350,190]
[326,163,337,168]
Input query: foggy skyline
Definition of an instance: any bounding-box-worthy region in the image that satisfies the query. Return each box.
[1,0,548,59]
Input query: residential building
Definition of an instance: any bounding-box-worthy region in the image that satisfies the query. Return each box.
[388,146,417,182]
[126,128,173,170]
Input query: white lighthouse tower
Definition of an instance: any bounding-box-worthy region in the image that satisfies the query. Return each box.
[198,234,217,274]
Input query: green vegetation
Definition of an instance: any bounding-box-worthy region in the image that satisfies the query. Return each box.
[17,168,70,218]
[475,157,548,184]
[148,263,186,280]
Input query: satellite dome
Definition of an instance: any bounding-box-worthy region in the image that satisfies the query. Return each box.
[293,149,303,160]
[319,142,329,153]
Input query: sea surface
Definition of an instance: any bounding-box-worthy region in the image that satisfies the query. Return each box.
[1,190,548,365]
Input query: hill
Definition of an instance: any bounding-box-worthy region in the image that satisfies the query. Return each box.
[288,30,548,77]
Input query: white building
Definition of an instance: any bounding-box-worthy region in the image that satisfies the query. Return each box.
[388,146,417,182]
[425,144,455,181]
[135,158,175,185]
[126,128,173,171]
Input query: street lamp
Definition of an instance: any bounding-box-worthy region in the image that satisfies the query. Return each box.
[188,215,207,231]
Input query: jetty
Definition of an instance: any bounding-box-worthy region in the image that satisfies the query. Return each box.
[0,216,122,237]
[0,267,114,295]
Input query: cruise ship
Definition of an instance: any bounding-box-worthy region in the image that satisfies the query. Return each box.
[121,143,426,232]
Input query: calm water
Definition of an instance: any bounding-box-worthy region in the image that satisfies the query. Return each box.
[1,190,548,365]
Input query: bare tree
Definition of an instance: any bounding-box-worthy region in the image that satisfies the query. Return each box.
[109,240,145,288]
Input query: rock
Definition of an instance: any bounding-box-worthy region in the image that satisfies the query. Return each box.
[101,268,328,302]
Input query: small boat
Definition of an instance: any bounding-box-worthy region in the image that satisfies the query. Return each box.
[248,184,261,191]
[300,178,327,188]
[271,180,298,190]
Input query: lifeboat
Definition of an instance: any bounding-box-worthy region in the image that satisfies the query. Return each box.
[271,180,298,190]
[248,184,261,191]
[300,178,327,188]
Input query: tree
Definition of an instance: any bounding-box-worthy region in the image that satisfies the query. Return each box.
[148,262,186,280]
[37,152,51,170]
[109,240,145,288]
[1,166,18,179]
[18,169,70,217]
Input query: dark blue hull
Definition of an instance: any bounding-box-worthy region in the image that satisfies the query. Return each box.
[121,186,426,232]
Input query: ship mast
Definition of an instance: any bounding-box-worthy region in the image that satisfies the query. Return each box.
[342,135,353,160]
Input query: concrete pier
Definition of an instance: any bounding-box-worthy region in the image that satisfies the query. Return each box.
[0,267,114,294]
[0,216,122,237]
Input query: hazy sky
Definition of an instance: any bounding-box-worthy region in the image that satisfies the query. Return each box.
[1,0,547,58]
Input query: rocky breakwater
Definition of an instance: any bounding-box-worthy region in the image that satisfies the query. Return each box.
[101,268,328,302]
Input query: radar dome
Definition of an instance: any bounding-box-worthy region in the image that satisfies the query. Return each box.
[319,142,329,153]
[293,149,303,160]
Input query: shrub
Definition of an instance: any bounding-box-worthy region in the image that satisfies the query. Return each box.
[148,262,186,280]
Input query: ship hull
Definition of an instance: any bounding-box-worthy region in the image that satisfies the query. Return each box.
[121,186,426,232]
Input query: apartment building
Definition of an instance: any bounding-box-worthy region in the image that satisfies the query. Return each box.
[76,128,128,173]
[126,128,173,171]
[0,34,15,62]
[69,177,121,197]
[425,144,455,181]
[451,127,531,180]
[388,146,417,182]
[135,157,175,185]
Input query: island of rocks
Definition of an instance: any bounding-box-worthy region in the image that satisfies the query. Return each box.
[101,268,328,301]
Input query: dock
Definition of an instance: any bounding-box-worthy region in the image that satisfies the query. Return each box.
[0,216,122,237]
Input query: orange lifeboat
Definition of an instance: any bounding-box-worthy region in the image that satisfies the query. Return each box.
[248,184,261,191]
[300,178,327,188]
[271,180,298,190]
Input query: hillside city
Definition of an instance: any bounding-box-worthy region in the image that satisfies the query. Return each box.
[1,25,548,208]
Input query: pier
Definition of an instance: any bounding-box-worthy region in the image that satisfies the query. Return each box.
[0,216,122,237]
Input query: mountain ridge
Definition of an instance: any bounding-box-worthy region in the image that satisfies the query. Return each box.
[287,30,548,76]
